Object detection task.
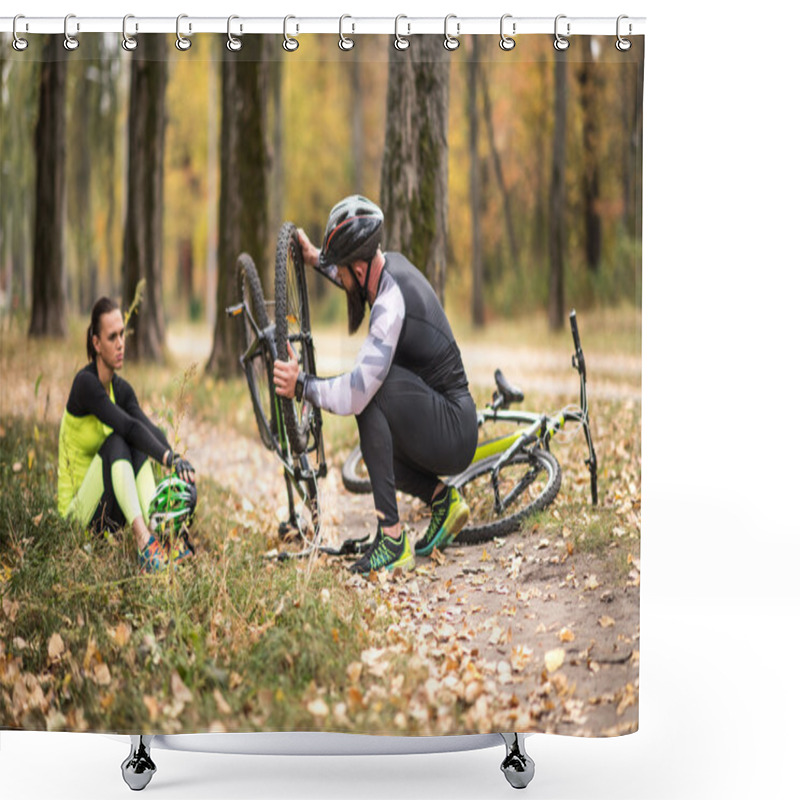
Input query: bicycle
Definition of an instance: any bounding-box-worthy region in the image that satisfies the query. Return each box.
[341,310,599,544]
[226,222,331,558]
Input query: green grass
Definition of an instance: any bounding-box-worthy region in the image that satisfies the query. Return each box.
[0,417,397,734]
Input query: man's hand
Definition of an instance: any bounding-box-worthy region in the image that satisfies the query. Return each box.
[297,228,320,268]
[274,346,300,398]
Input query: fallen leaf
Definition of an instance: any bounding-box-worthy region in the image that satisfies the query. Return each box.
[48,633,65,662]
[143,695,160,721]
[559,627,575,643]
[171,671,193,705]
[214,688,232,715]
[544,648,566,673]
[584,575,600,591]
[94,663,112,686]
[307,698,329,718]
[32,512,44,527]
[598,616,616,628]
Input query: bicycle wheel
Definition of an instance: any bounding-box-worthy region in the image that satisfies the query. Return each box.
[239,253,275,452]
[274,222,317,455]
[454,447,562,545]
[342,444,371,494]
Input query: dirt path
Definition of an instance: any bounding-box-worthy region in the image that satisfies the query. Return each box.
[182,411,639,736]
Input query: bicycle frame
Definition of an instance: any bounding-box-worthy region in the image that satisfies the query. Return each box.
[456,309,598,508]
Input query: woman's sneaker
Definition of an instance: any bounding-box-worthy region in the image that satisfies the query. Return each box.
[138,535,169,574]
[415,486,470,557]
[168,525,196,566]
[350,526,415,574]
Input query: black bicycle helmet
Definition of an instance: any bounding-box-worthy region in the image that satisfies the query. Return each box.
[318,195,384,271]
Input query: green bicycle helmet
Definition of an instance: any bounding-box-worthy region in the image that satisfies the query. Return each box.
[148,476,197,535]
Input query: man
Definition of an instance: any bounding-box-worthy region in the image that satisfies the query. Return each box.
[274,195,478,573]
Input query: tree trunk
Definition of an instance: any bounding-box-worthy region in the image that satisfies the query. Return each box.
[548,56,567,332]
[478,49,519,267]
[468,38,484,327]
[578,37,602,273]
[380,36,450,303]
[29,36,67,339]
[122,34,168,362]
[206,37,271,378]
[351,58,365,193]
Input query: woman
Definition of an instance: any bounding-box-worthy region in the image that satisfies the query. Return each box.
[57,297,195,573]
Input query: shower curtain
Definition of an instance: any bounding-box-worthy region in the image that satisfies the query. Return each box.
[0,26,643,740]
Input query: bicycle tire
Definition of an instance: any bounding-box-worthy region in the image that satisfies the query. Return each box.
[454,448,562,545]
[239,253,275,452]
[274,221,317,455]
[342,444,371,494]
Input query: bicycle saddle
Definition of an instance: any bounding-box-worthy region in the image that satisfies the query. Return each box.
[494,369,525,405]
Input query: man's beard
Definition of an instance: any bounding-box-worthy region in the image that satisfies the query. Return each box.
[346,286,366,334]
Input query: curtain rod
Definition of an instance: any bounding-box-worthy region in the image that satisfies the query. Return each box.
[0,16,646,38]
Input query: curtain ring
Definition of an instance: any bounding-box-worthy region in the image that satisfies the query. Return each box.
[122,15,138,51]
[227,15,243,52]
[499,14,516,51]
[283,15,299,52]
[616,15,632,51]
[394,15,410,51]
[12,15,28,51]
[176,14,192,51]
[443,14,460,51]
[339,15,355,50]
[64,13,80,51]
[553,14,570,51]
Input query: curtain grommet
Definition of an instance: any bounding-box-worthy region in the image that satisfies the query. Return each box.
[339,14,355,51]
[121,14,138,51]
[553,14,570,51]
[443,14,460,51]
[283,16,299,52]
[394,15,410,51]
[227,15,243,52]
[12,15,28,51]
[176,14,192,51]
[64,13,80,51]
[499,14,516,51]
[616,15,632,51]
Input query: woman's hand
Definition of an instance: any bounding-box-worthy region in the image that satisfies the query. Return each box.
[297,228,320,268]
[274,346,300,398]
[173,456,196,484]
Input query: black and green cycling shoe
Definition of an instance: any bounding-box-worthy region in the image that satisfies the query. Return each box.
[415,485,470,557]
[349,526,415,574]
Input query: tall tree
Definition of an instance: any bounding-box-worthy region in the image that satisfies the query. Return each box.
[29,36,67,338]
[478,52,519,267]
[206,38,271,378]
[380,36,450,302]
[122,34,168,361]
[468,37,484,327]
[548,55,567,332]
[350,58,365,193]
[578,37,603,273]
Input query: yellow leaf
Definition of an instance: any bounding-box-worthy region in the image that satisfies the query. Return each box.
[32,512,43,527]
[480,548,490,562]
[48,633,65,662]
[584,575,600,591]
[544,648,566,673]
[559,627,575,643]
[27,449,35,470]
[598,616,616,628]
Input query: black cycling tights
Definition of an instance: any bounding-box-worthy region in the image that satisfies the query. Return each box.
[356,365,478,528]
[89,433,150,535]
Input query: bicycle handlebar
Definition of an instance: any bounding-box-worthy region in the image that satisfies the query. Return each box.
[569,309,586,378]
